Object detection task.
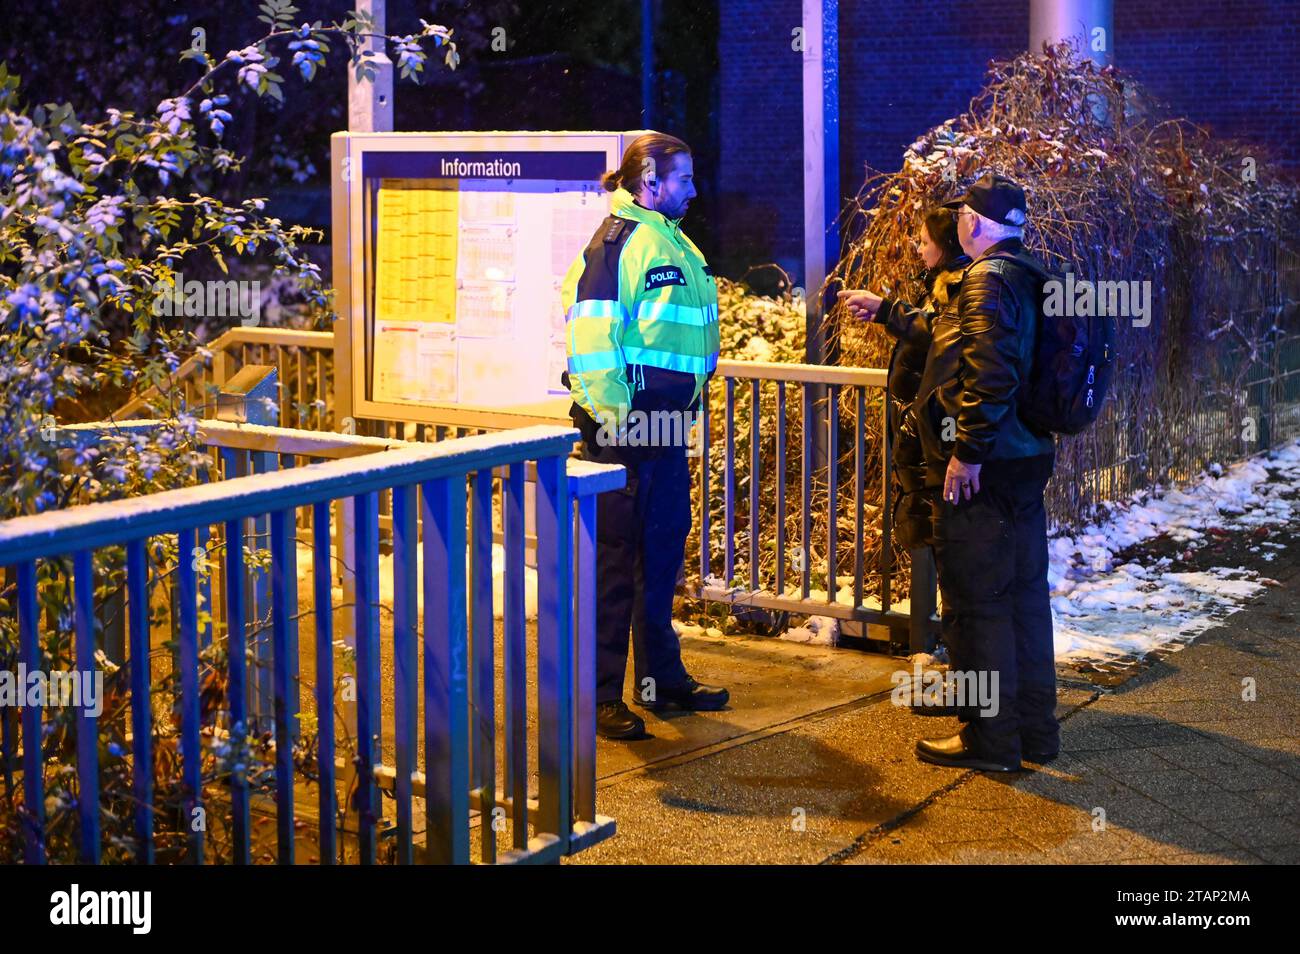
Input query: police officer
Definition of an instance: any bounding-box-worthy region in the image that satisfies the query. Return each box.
[560,132,728,740]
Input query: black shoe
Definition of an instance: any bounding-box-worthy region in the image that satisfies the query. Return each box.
[916,734,1021,773]
[1022,749,1059,764]
[909,700,959,717]
[1021,733,1060,763]
[596,701,646,740]
[642,677,729,711]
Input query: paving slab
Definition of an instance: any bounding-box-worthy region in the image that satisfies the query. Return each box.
[597,633,903,777]
[262,483,1299,865]
[570,517,1300,865]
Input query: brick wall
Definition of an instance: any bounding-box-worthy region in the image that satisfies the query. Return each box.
[717,0,1299,279]
[1115,0,1299,178]
[716,0,805,281]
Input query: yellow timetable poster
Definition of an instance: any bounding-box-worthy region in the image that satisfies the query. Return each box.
[372,179,460,404]
[375,178,458,323]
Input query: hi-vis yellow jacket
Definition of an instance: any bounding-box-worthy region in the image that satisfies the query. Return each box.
[561,187,720,427]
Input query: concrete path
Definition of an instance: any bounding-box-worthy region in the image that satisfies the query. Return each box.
[572,546,1300,865]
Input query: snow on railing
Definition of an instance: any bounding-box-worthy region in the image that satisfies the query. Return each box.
[697,360,934,649]
[0,421,624,865]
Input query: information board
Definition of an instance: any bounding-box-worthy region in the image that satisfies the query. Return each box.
[331,132,651,429]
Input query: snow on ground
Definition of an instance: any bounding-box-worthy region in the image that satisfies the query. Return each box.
[1049,438,1300,664]
[702,439,1300,662]
[696,574,855,646]
[290,439,1298,659]
[777,614,840,645]
[672,620,724,640]
[675,608,839,646]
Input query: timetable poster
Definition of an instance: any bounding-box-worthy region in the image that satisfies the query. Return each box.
[370,176,608,408]
[372,179,459,404]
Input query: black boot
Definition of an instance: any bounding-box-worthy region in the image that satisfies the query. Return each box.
[915,733,1021,772]
[1021,732,1060,764]
[909,700,959,717]
[642,677,729,712]
[596,701,646,740]
[1022,748,1059,764]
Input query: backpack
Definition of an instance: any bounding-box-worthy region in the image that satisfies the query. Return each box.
[989,256,1116,437]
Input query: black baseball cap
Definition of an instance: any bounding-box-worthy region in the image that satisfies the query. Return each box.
[942,173,1027,227]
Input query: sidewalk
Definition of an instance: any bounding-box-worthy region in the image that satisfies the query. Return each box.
[572,527,1300,865]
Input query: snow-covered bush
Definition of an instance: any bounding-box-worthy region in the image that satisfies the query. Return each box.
[830,42,1300,534]
[0,4,458,863]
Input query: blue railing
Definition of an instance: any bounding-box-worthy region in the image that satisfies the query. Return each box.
[0,420,624,864]
[694,359,938,649]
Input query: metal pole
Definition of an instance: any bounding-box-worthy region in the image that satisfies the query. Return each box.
[348,0,394,132]
[802,0,839,364]
[642,0,656,128]
[1030,0,1114,65]
[338,0,392,651]
[337,0,391,817]
[802,0,839,476]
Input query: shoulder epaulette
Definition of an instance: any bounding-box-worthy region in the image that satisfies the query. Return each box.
[603,218,632,244]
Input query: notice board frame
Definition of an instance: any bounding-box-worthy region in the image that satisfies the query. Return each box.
[330,130,651,432]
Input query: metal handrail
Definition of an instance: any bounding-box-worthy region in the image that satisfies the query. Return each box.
[695,357,928,647]
[107,325,931,646]
[1,421,623,865]
[716,358,886,387]
[1,426,575,561]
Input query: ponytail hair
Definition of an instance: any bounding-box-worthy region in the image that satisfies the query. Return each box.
[602,132,692,193]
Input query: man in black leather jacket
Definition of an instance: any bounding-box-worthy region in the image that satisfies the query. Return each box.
[912,173,1059,772]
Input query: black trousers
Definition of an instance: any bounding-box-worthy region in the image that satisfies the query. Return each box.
[579,437,693,705]
[932,455,1058,763]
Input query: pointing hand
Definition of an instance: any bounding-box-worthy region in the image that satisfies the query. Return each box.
[837,289,884,320]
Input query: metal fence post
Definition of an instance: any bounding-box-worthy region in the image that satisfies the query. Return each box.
[535,454,573,851]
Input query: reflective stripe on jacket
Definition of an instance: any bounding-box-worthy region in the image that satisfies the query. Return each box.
[561,187,720,426]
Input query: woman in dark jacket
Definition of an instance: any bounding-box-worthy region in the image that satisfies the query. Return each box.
[874,208,969,550]
[840,207,969,660]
